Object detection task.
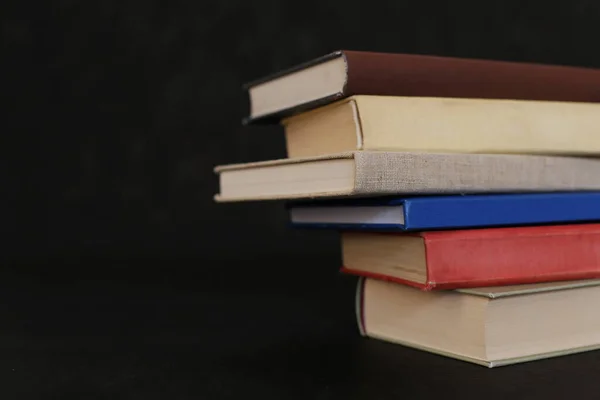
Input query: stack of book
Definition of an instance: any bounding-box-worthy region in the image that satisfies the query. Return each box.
[214,50,600,368]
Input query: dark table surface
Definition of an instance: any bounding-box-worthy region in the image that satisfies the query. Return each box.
[2,257,600,399]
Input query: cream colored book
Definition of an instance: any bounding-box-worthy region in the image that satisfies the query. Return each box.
[214,151,600,202]
[283,95,600,158]
[358,278,600,368]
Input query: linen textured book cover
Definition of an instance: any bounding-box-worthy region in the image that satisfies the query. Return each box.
[282,95,600,158]
[356,277,600,368]
[245,50,600,123]
[341,224,600,290]
[288,192,600,231]
[214,151,600,202]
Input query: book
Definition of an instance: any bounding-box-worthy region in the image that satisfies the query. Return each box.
[288,193,600,231]
[244,50,600,123]
[283,95,600,158]
[357,277,600,368]
[214,151,600,202]
[341,224,600,290]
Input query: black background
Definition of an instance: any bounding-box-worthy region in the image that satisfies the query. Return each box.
[4,1,600,398]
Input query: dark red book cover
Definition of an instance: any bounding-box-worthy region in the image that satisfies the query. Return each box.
[342,50,600,102]
[341,224,600,290]
[246,50,600,123]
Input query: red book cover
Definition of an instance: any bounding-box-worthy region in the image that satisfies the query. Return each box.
[341,224,600,290]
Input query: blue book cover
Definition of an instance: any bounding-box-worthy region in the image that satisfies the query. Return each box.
[287,193,600,231]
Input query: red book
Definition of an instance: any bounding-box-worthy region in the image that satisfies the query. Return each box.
[341,224,600,290]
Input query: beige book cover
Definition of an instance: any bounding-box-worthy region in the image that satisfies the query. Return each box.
[283,95,600,158]
[214,151,600,202]
[357,278,600,368]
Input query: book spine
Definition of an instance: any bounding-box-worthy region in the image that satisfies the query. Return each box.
[425,229,600,288]
[352,151,600,195]
[355,277,367,336]
[403,193,600,230]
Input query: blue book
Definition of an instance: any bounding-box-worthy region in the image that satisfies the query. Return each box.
[288,193,600,231]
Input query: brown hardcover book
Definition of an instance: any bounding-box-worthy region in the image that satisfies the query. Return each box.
[245,50,600,123]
